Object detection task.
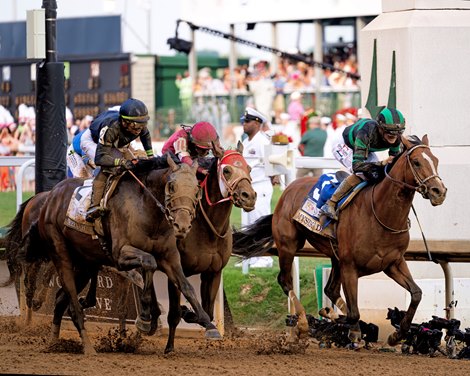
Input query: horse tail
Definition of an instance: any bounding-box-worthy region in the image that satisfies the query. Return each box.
[232,214,274,259]
[0,197,32,287]
[21,221,49,264]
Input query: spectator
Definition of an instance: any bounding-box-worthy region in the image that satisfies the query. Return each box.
[175,70,193,122]
[247,60,276,123]
[240,107,276,270]
[287,91,305,123]
[296,116,328,178]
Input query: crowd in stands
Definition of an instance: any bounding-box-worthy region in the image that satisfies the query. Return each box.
[1,53,360,192]
[186,55,359,98]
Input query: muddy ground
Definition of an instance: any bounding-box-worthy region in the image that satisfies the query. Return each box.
[1,316,470,376]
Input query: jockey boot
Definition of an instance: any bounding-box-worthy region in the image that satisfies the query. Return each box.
[321,174,362,221]
[85,173,107,223]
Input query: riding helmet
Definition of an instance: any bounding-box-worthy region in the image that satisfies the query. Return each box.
[119,98,150,123]
[190,122,218,149]
[376,108,406,134]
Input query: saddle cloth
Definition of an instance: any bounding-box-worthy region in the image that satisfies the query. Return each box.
[64,179,95,235]
[293,173,367,238]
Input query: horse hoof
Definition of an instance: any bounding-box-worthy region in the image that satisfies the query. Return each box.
[135,317,152,334]
[205,328,222,340]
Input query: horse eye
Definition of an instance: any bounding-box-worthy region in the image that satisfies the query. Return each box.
[223,166,232,179]
[412,160,421,167]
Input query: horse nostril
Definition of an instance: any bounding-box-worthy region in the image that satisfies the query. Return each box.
[432,187,446,197]
[241,191,249,200]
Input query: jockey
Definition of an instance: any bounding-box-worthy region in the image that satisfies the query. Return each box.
[85,98,154,223]
[161,121,223,176]
[321,107,406,221]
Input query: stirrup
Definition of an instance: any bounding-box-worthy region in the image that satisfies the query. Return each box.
[321,203,338,221]
[85,206,103,223]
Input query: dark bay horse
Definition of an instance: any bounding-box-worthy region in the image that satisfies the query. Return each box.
[1,191,50,323]
[138,142,257,353]
[16,155,203,355]
[233,135,447,346]
[2,191,141,332]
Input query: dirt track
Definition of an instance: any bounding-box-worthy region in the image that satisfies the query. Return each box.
[1,317,470,376]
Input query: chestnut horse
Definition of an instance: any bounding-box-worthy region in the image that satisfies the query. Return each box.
[12,155,203,355]
[233,135,447,346]
[138,142,257,353]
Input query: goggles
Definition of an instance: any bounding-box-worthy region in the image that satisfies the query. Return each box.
[124,120,146,132]
[379,121,405,136]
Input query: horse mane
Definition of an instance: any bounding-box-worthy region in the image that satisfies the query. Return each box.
[388,135,423,170]
[130,152,181,178]
[196,156,217,172]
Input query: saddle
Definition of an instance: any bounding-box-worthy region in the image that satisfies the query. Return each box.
[64,174,124,238]
[293,172,367,239]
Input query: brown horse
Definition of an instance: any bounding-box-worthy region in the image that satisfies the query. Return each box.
[2,191,141,333]
[232,135,447,346]
[1,192,50,323]
[138,142,257,353]
[15,155,203,355]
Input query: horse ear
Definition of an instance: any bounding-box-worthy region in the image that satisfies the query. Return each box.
[212,140,224,159]
[236,140,244,154]
[422,134,429,146]
[167,154,178,171]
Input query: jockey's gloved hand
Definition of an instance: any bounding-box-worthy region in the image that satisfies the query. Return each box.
[120,159,135,170]
[174,137,190,158]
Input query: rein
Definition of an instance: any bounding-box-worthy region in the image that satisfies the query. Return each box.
[128,170,166,213]
[371,184,411,234]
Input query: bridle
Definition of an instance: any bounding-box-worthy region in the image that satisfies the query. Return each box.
[200,150,252,207]
[199,150,252,238]
[164,170,201,224]
[384,144,442,198]
[372,143,441,234]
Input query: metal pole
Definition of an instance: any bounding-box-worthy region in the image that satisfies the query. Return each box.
[314,20,324,110]
[439,261,455,319]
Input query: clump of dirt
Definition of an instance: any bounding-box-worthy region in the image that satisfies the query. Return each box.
[96,328,143,353]
[255,331,309,355]
[44,338,84,354]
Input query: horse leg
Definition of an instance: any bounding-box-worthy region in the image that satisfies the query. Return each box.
[33,262,55,311]
[200,271,221,322]
[135,269,161,336]
[159,256,219,339]
[116,245,157,271]
[79,272,97,309]
[276,235,309,338]
[340,264,361,345]
[49,245,96,355]
[383,257,422,346]
[165,280,182,354]
[23,261,42,325]
[323,259,348,315]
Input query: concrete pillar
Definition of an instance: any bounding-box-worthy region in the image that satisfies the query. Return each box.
[271,22,279,74]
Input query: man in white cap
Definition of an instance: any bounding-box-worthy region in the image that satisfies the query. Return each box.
[240,107,275,269]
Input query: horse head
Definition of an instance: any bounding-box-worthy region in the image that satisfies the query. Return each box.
[390,135,447,206]
[165,155,201,238]
[215,141,257,211]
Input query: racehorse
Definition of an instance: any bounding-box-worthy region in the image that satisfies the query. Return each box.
[1,192,50,324]
[138,142,257,353]
[2,191,142,333]
[14,155,203,355]
[232,135,447,346]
